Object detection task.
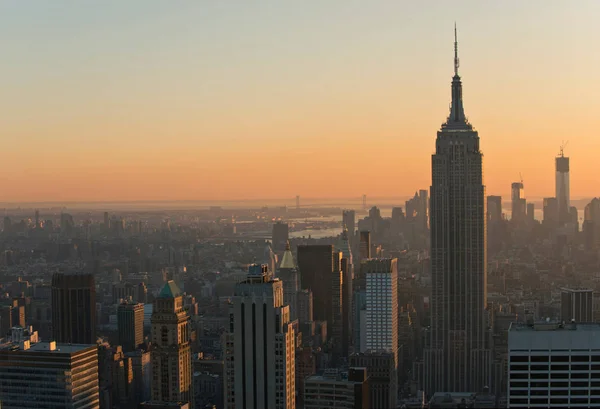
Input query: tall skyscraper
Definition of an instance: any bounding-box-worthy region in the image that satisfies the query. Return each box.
[224,264,296,409]
[342,210,356,238]
[148,281,192,406]
[272,222,289,255]
[543,197,559,227]
[51,272,97,344]
[365,258,398,364]
[0,341,100,409]
[486,196,502,223]
[425,27,491,394]
[277,241,299,321]
[556,146,570,225]
[511,182,526,223]
[338,227,354,357]
[359,231,371,261]
[297,245,343,335]
[118,301,144,353]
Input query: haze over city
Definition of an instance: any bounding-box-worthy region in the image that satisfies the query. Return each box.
[2,0,599,202]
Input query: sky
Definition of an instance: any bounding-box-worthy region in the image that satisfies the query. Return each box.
[1,1,599,203]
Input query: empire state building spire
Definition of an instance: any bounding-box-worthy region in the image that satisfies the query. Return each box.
[446,23,468,127]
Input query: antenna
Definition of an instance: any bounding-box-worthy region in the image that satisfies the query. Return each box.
[454,23,459,76]
[559,140,569,157]
[519,172,523,185]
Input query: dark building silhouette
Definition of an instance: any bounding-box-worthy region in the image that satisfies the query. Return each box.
[343,210,356,237]
[271,221,289,255]
[359,231,371,261]
[51,272,97,344]
[425,27,491,394]
[297,245,343,345]
[543,197,559,228]
[487,196,502,223]
[556,150,570,225]
[561,288,593,322]
[118,301,144,353]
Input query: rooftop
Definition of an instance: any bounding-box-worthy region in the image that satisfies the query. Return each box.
[0,341,95,354]
[158,280,181,299]
[509,322,600,332]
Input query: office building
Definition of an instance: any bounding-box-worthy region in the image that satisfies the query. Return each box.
[338,227,354,357]
[297,245,343,336]
[543,197,559,227]
[113,281,148,304]
[0,341,100,409]
[508,321,600,408]
[560,288,594,322]
[147,281,192,406]
[364,258,398,365]
[487,196,502,223]
[425,27,491,394]
[304,367,369,409]
[297,289,313,325]
[359,231,371,261]
[223,264,295,409]
[511,182,526,223]
[51,271,97,344]
[272,222,289,255]
[526,202,535,223]
[350,352,396,409]
[556,148,570,225]
[277,241,299,321]
[118,301,144,353]
[343,210,356,238]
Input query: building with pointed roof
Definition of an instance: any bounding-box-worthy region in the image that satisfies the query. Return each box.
[278,241,299,321]
[424,26,491,394]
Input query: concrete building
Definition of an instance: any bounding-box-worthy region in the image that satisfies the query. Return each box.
[508,321,600,408]
[424,27,491,394]
[0,341,100,409]
[147,281,193,406]
[560,288,594,322]
[51,272,97,344]
[224,264,296,409]
[304,367,369,409]
[118,301,144,353]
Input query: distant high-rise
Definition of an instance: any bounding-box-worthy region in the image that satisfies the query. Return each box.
[0,342,100,409]
[338,227,354,357]
[277,241,299,321]
[148,281,192,405]
[543,197,559,227]
[297,245,342,330]
[527,202,535,223]
[224,264,295,409]
[556,147,570,225]
[304,368,369,409]
[487,195,502,223]
[425,27,491,394]
[51,272,97,344]
[272,222,289,255]
[365,258,398,364]
[118,301,144,353]
[511,182,526,223]
[560,288,593,322]
[359,231,371,261]
[343,209,356,238]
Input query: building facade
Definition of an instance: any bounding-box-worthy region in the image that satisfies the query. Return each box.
[304,367,369,409]
[149,281,193,406]
[118,301,144,353]
[224,264,296,409]
[560,288,594,322]
[425,27,491,394]
[51,272,97,344]
[0,341,100,409]
[508,322,600,408]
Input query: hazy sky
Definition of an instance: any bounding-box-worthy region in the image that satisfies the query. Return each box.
[1,1,599,202]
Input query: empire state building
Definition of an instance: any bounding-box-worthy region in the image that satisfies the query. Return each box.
[424,27,491,394]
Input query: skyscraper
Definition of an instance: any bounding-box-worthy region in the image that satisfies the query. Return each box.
[338,227,354,357]
[51,272,97,344]
[556,147,570,225]
[511,182,526,223]
[118,301,144,353]
[560,288,594,322]
[486,196,502,223]
[543,197,559,227]
[425,27,491,394]
[342,209,356,238]
[359,231,371,261]
[277,241,299,321]
[272,222,289,255]
[224,264,296,409]
[148,280,192,406]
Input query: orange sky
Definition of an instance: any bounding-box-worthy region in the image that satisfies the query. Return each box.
[1,1,599,203]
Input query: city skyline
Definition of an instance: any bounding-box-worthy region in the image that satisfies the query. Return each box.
[2,1,599,202]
